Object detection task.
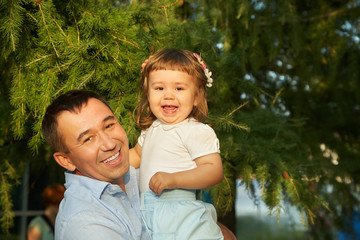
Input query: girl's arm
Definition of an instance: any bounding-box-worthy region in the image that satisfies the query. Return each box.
[149,152,223,195]
[129,143,142,169]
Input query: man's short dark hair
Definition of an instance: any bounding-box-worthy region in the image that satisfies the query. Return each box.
[41,89,112,153]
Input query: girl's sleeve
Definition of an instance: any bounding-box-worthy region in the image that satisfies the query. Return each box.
[137,130,146,147]
[183,124,220,160]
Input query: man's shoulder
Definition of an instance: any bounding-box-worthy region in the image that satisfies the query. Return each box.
[58,191,97,220]
[60,175,108,218]
[55,194,117,237]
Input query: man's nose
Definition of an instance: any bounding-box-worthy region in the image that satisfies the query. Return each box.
[99,132,116,151]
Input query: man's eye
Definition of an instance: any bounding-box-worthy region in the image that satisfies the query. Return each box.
[84,136,93,143]
[106,123,115,129]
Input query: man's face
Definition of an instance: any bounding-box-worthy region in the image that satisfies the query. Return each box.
[54,98,129,185]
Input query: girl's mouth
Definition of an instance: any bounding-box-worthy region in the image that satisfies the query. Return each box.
[162,105,178,113]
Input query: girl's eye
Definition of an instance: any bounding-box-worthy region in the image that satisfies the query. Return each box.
[156,87,164,90]
[176,87,183,91]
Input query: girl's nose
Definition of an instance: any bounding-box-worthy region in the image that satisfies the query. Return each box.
[99,132,116,151]
[164,89,174,99]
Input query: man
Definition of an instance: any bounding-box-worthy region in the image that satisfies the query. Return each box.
[41,89,150,240]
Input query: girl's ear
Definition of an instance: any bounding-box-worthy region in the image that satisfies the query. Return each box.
[194,89,202,106]
[194,97,198,107]
[53,152,76,172]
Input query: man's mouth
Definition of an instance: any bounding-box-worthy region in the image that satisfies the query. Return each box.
[162,105,178,113]
[103,151,120,164]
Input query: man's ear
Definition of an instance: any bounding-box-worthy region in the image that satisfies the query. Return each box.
[53,152,76,172]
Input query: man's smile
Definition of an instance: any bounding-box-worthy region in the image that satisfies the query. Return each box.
[102,151,121,165]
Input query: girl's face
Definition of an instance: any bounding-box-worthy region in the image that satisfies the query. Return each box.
[147,70,198,125]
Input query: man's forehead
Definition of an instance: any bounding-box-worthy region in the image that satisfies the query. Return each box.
[57,102,114,128]
[56,110,83,136]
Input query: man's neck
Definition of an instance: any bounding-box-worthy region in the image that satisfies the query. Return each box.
[117,177,126,193]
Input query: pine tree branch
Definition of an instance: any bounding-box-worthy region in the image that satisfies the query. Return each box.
[0,161,19,231]
[272,88,284,105]
[42,78,53,118]
[0,172,12,231]
[112,35,141,49]
[54,85,67,97]
[38,3,59,57]
[92,45,108,59]
[9,0,16,51]
[260,5,360,26]
[26,12,39,24]
[215,174,232,213]
[112,57,122,67]
[226,101,249,118]
[71,9,80,44]
[298,6,359,23]
[276,207,281,225]
[50,15,74,48]
[113,40,120,60]
[5,161,19,185]
[14,67,24,137]
[314,194,331,212]
[25,54,52,67]
[300,208,305,226]
[289,177,300,200]
[156,0,182,9]
[57,58,81,72]
[154,0,183,26]
[307,208,315,224]
[77,70,95,88]
[113,90,123,115]
[162,7,169,26]
[216,116,250,131]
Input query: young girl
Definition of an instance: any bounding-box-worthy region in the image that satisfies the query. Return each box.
[130,48,224,239]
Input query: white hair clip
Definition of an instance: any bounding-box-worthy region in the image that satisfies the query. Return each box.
[193,53,213,87]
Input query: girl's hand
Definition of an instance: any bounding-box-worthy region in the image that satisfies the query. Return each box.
[149,172,176,195]
[149,153,223,195]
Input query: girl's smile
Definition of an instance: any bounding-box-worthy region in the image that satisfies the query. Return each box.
[162,105,178,114]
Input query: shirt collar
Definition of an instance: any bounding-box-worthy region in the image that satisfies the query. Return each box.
[152,118,195,131]
[64,170,130,199]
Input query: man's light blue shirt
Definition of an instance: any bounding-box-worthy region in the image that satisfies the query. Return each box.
[55,167,150,240]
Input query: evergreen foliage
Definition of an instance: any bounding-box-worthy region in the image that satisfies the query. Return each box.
[1,0,359,238]
[198,0,360,236]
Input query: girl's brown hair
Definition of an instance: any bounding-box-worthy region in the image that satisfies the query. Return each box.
[136,48,209,130]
